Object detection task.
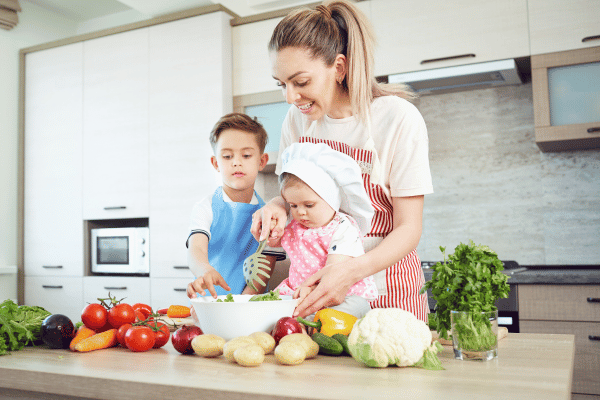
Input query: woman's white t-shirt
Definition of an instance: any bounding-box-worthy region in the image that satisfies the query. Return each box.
[275,96,433,200]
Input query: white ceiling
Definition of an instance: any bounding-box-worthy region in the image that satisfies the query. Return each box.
[23,0,319,21]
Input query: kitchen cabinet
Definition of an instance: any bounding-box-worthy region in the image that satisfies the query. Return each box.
[528,0,600,56]
[149,278,190,311]
[24,276,83,322]
[531,46,600,152]
[82,28,150,220]
[519,284,600,397]
[232,17,282,97]
[148,13,227,279]
[83,276,151,306]
[371,0,529,77]
[24,42,84,278]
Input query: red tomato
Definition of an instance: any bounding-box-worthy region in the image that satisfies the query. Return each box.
[117,323,132,347]
[149,322,170,349]
[134,310,146,323]
[81,303,108,331]
[125,326,155,352]
[132,303,152,319]
[108,303,136,328]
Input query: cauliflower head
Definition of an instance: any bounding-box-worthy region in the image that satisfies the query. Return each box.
[348,308,441,369]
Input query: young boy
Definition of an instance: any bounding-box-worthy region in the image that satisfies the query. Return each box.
[185,113,285,299]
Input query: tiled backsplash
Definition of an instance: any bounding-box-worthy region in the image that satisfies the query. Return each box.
[416,83,600,265]
[258,83,600,265]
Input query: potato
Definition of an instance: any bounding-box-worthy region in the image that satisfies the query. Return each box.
[249,331,275,354]
[191,334,226,357]
[233,343,265,367]
[223,336,256,362]
[274,341,306,365]
[279,333,318,359]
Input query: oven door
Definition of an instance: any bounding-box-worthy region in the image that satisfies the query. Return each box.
[91,228,137,274]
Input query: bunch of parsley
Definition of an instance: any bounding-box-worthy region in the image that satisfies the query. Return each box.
[0,299,51,355]
[421,241,510,342]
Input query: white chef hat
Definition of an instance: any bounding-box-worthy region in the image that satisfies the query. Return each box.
[279,142,374,234]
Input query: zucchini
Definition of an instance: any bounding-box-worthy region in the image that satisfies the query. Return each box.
[331,333,351,356]
[311,332,343,356]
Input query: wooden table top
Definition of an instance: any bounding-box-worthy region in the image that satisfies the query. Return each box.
[0,333,575,400]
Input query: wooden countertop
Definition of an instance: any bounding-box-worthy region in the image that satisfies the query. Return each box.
[0,333,574,400]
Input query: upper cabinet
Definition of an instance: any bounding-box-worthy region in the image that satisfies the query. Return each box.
[528,0,600,55]
[371,0,530,77]
[148,13,227,278]
[232,17,282,97]
[24,43,84,277]
[82,28,150,220]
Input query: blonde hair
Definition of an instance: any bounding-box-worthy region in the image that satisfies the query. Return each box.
[209,113,268,153]
[268,0,415,124]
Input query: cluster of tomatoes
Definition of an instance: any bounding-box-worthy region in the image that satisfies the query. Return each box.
[80,295,169,352]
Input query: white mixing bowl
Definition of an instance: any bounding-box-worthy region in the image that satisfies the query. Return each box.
[190,294,298,341]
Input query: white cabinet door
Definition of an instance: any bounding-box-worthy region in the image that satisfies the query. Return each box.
[148,13,227,278]
[82,28,149,220]
[150,278,191,311]
[528,0,600,55]
[232,17,283,96]
[25,276,84,322]
[24,43,84,277]
[83,276,151,305]
[371,0,530,77]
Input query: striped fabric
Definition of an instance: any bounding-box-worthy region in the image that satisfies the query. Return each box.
[299,136,429,323]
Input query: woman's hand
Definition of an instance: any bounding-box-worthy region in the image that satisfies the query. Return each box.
[292,260,360,318]
[186,270,231,299]
[250,196,288,244]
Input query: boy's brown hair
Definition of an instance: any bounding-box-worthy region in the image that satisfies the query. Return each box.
[209,113,268,153]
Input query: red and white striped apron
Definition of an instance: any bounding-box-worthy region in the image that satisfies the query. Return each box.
[299,136,429,323]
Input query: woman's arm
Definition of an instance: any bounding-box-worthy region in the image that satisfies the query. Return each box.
[292,195,424,317]
[250,196,288,244]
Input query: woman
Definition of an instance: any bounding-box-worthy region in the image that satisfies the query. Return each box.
[251,0,433,322]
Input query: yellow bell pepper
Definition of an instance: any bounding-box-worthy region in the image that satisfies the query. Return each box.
[297,308,357,337]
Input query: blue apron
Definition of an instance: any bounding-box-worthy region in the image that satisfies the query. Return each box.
[206,187,265,296]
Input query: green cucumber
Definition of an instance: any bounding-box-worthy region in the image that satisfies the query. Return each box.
[331,333,351,356]
[311,332,343,356]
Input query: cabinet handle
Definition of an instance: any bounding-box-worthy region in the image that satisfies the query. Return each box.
[589,335,600,341]
[104,286,127,290]
[173,266,189,270]
[42,265,63,269]
[421,53,476,65]
[587,297,600,303]
[587,127,600,134]
[582,35,600,43]
[173,288,187,292]
[103,206,126,210]
[42,285,63,289]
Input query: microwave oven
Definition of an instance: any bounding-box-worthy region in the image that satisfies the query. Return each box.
[91,227,149,275]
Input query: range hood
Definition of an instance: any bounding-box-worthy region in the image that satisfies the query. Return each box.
[387,59,523,95]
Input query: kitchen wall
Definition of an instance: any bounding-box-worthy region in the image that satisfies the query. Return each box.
[0,1,77,272]
[415,83,600,265]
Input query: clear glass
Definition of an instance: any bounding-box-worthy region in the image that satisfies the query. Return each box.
[245,101,290,154]
[451,309,498,361]
[548,61,600,126]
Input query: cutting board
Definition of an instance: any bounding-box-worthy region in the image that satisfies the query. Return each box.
[155,316,196,332]
[431,326,508,346]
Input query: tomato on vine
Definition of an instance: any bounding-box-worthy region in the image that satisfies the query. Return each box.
[125,326,155,352]
[81,303,108,331]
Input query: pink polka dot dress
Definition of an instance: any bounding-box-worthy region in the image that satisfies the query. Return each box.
[275,212,378,300]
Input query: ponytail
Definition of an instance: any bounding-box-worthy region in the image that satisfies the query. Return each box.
[269,0,415,124]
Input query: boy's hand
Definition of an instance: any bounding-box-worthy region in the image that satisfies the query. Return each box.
[251,198,287,242]
[186,270,231,299]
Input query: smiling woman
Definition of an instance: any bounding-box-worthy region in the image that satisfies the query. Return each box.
[251,0,433,322]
